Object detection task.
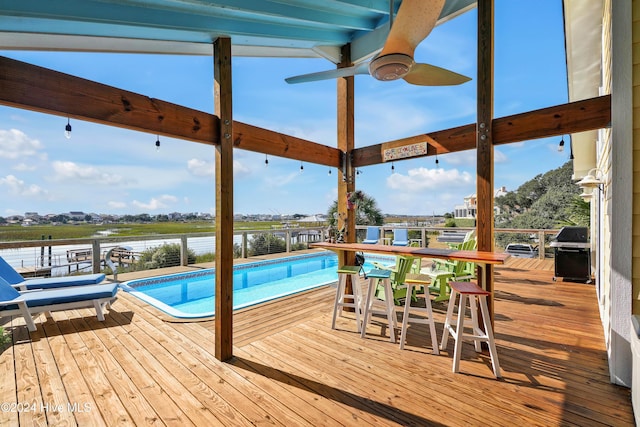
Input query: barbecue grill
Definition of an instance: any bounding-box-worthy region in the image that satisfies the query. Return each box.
[550,226,591,283]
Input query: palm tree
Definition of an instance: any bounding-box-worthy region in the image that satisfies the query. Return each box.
[327,191,384,227]
[559,196,591,227]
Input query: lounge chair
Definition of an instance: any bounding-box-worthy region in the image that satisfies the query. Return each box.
[447,229,476,249]
[372,255,420,305]
[0,256,105,290]
[0,276,118,332]
[362,226,380,244]
[423,238,477,301]
[392,229,409,246]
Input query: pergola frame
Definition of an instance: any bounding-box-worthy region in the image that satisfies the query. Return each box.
[0,1,611,361]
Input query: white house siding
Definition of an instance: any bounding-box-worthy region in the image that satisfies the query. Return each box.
[607,0,633,388]
[564,0,633,389]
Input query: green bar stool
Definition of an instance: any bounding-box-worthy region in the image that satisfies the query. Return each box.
[332,265,364,332]
[440,281,501,378]
[360,268,396,342]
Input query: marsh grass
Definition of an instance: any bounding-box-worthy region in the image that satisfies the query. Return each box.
[0,221,283,242]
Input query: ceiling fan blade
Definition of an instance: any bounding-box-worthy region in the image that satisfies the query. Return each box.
[285,63,369,84]
[403,63,471,86]
[379,0,445,58]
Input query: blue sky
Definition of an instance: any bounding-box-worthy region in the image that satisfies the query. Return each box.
[0,1,569,217]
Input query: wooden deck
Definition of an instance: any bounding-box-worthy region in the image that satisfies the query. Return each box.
[0,257,633,426]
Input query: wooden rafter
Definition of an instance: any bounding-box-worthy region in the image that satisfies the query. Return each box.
[0,55,341,168]
[352,94,611,167]
[0,55,611,172]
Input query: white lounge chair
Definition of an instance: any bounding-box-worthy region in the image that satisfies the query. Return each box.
[0,276,118,331]
[0,256,105,290]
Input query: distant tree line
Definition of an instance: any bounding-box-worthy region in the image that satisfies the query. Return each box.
[494,160,589,246]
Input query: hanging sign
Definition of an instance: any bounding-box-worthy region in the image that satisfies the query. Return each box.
[383,142,428,162]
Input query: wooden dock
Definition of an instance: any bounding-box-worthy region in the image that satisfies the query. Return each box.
[0,257,632,426]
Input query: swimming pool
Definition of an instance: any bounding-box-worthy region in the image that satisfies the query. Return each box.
[121,251,395,318]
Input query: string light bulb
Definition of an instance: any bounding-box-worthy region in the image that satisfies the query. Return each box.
[64,118,72,139]
[155,135,160,151]
[265,154,269,167]
[300,162,304,172]
[391,162,395,173]
[558,136,565,152]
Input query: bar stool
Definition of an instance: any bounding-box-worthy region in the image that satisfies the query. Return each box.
[440,281,501,378]
[360,268,396,342]
[332,265,364,332]
[398,273,439,354]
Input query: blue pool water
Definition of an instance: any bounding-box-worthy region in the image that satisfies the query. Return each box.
[121,251,395,318]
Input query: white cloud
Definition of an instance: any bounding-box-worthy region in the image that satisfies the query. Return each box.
[107,201,127,209]
[263,171,299,188]
[132,194,178,210]
[0,129,45,159]
[187,158,250,178]
[233,159,251,177]
[187,158,213,177]
[387,167,473,191]
[51,161,125,185]
[0,174,48,197]
[495,149,507,163]
[13,163,37,171]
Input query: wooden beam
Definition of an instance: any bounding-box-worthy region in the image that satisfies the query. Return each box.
[0,55,218,144]
[0,54,609,170]
[214,37,234,362]
[234,122,341,167]
[352,95,610,167]
[476,0,495,318]
[0,55,341,167]
[353,123,475,166]
[492,94,611,145]
[337,44,355,256]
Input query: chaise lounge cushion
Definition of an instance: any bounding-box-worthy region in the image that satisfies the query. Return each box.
[0,280,118,312]
[0,255,105,289]
[20,274,106,290]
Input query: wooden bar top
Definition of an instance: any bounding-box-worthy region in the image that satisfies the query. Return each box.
[309,242,510,265]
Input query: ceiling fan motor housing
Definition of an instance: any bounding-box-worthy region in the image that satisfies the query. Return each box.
[369,53,415,81]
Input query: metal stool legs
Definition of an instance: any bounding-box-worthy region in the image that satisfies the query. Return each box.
[332,266,363,332]
[361,268,396,342]
[440,281,501,378]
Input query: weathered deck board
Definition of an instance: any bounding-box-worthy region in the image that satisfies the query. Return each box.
[0,258,633,426]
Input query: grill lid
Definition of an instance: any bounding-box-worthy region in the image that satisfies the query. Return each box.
[553,226,588,243]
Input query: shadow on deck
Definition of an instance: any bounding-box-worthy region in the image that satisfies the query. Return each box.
[0,257,632,426]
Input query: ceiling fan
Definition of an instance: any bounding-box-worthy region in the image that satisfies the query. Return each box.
[285,0,470,86]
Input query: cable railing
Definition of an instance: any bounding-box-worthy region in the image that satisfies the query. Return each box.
[0,226,558,279]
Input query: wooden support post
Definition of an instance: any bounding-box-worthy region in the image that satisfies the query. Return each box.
[214,37,234,362]
[477,0,495,325]
[91,240,101,274]
[337,45,357,308]
[337,44,356,255]
[180,235,188,266]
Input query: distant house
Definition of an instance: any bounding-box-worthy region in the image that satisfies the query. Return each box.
[6,215,23,225]
[68,211,86,221]
[453,186,508,219]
